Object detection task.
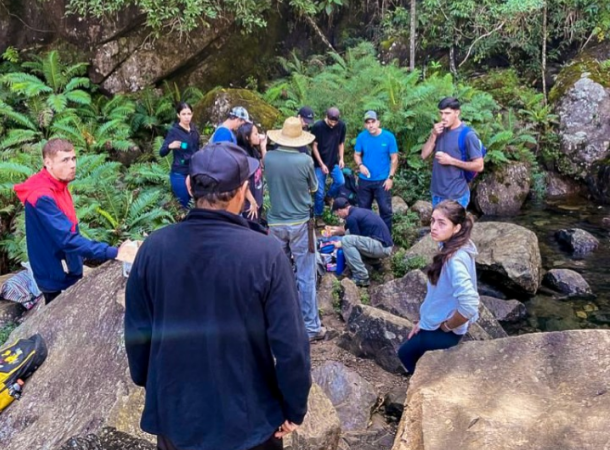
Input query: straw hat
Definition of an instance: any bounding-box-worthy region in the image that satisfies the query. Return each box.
[267,117,315,147]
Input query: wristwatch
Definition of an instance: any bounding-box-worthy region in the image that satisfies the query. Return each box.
[388,175,394,180]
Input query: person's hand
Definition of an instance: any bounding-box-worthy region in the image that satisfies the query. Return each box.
[333,240,342,249]
[247,202,259,220]
[275,420,299,438]
[169,140,182,149]
[383,178,393,191]
[435,151,454,166]
[321,164,329,175]
[359,164,370,178]
[408,322,420,340]
[339,158,345,169]
[432,123,444,137]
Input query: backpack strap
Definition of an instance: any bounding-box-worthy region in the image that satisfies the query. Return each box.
[457,126,472,162]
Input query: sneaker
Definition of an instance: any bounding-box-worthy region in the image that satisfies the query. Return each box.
[352,277,370,287]
[309,327,327,342]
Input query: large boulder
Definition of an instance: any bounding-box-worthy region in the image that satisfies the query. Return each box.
[406,222,542,295]
[340,278,362,323]
[479,296,526,323]
[0,262,153,450]
[473,162,531,216]
[369,271,507,341]
[392,330,610,450]
[338,305,413,374]
[410,201,433,226]
[312,361,378,432]
[553,57,610,183]
[392,197,409,215]
[286,384,342,450]
[545,172,585,198]
[543,269,593,298]
[193,88,281,132]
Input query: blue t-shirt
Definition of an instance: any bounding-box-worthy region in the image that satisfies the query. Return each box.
[211,125,237,144]
[354,129,398,181]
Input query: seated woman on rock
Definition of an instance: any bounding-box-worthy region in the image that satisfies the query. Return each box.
[398,200,480,374]
[159,102,200,209]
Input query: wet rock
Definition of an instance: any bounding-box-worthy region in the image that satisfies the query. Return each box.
[392,330,610,450]
[312,361,378,431]
[318,273,339,316]
[543,269,593,298]
[338,305,412,374]
[340,278,362,323]
[392,197,409,215]
[473,162,531,216]
[406,222,542,295]
[601,217,610,229]
[410,201,433,226]
[477,282,506,299]
[193,88,281,132]
[286,383,342,450]
[555,228,599,257]
[0,300,25,328]
[589,311,610,325]
[480,296,527,322]
[384,389,406,420]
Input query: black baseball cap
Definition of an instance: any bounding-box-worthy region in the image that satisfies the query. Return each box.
[189,142,259,196]
[332,197,350,211]
[297,106,315,124]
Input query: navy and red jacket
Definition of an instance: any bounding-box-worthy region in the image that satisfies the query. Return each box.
[14,169,118,293]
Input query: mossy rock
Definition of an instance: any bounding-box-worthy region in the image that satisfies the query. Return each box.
[193,88,281,133]
[549,53,610,104]
[471,68,533,109]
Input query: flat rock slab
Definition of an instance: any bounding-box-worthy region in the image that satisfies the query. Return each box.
[392,330,610,450]
[479,296,527,322]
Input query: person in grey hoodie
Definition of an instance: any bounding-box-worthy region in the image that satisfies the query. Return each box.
[397,200,479,374]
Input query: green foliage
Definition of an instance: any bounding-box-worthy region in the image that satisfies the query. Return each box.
[0,322,18,346]
[392,211,420,249]
[391,250,428,278]
[332,278,342,312]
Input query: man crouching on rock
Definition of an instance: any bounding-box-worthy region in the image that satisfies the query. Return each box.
[125,142,311,450]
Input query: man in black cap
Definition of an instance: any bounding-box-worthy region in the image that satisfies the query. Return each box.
[125,142,311,450]
[327,197,394,287]
[297,106,315,130]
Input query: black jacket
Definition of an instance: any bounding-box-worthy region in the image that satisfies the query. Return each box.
[125,209,311,450]
[159,122,200,175]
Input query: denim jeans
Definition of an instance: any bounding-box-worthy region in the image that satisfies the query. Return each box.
[431,190,470,209]
[170,172,191,209]
[269,222,321,337]
[314,165,345,216]
[341,235,392,281]
[357,178,393,233]
[397,328,462,373]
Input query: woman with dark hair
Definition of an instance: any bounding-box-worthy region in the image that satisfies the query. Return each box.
[236,122,267,222]
[159,102,200,208]
[397,200,479,374]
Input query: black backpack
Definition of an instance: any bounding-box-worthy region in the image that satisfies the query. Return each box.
[338,167,359,205]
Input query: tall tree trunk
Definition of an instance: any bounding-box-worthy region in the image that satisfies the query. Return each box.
[449,45,457,76]
[409,0,416,71]
[303,14,335,52]
[541,1,548,105]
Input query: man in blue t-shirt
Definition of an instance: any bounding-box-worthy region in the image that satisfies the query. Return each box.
[354,110,398,233]
[210,106,252,144]
[421,97,484,208]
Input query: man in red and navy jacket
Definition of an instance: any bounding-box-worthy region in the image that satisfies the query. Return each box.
[14,138,119,304]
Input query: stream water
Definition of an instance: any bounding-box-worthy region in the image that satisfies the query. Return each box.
[485,197,610,334]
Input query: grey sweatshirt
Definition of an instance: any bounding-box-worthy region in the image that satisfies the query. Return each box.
[419,240,480,335]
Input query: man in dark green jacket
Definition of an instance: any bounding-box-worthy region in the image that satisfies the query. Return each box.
[125,142,311,450]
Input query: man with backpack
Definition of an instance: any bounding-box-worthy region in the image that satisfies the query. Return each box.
[421,97,484,208]
[210,106,252,144]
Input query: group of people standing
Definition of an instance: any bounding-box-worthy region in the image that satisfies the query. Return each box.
[12,94,484,450]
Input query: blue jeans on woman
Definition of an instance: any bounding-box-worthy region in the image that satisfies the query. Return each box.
[397,328,462,374]
[314,165,345,217]
[170,172,191,209]
[358,178,393,233]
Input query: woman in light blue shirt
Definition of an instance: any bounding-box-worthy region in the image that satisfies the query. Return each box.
[398,200,480,373]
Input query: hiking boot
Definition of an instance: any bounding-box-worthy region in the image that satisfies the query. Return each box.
[352,277,370,287]
[309,327,327,342]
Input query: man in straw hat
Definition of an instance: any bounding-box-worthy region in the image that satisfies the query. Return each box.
[265,117,325,342]
[125,142,311,450]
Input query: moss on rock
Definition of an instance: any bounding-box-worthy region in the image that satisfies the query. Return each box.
[549,54,610,104]
[193,88,281,133]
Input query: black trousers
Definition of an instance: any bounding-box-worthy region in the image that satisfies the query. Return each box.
[43,291,61,305]
[157,434,283,450]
